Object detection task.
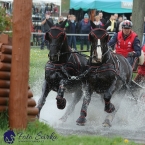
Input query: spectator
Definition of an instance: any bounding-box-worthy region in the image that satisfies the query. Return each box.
[66,15,78,50]
[114,13,118,21]
[108,20,141,68]
[106,14,117,33]
[94,14,102,26]
[44,3,51,14]
[57,16,64,24]
[79,13,91,51]
[116,16,123,32]
[65,14,71,31]
[134,44,145,86]
[98,11,106,26]
[119,16,127,31]
[40,11,54,50]
[53,4,58,16]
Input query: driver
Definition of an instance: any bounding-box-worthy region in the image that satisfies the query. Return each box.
[107,20,141,70]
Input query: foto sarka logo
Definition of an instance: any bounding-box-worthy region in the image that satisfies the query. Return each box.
[3,130,16,144]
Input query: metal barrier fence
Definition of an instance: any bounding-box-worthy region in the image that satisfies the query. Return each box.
[31,32,116,48]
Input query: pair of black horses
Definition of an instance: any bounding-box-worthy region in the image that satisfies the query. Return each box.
[37,20,138,127]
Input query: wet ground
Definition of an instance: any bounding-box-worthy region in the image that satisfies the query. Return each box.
[32,80,145,144]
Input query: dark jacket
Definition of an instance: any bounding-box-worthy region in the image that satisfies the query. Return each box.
[41,18,54,32]
[65,21,78,34]
[105,20,117,33]
[79,19,91,34]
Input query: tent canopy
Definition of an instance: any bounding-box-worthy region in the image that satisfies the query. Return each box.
[70,0,133,13]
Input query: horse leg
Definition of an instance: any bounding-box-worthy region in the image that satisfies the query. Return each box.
[60,89,83,122]
[102,80,117,126]
[76,84,93,126]
[36,80,50,119]
[103,88,126,127]
[56,79,67,109]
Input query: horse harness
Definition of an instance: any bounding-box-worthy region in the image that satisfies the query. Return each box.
[47,26,84,80]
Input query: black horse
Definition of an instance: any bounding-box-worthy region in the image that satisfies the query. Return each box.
[36,20,88,119]
[76,22,133,126]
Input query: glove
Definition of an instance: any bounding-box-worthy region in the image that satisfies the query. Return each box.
[56,96,66,109]
[128,51,136,57]
[106,26,111,31]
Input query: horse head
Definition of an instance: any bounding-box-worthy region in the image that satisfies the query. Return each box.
[89,21,110,63]
[45,20,68,62]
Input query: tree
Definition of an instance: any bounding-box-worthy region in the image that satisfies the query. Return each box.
[132,0,145,43]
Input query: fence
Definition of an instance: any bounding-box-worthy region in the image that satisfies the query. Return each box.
[31,32,116,47]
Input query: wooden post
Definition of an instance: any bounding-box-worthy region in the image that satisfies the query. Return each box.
[9,0,32,129]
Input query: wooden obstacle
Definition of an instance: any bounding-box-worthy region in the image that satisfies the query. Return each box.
[0,43,38,122]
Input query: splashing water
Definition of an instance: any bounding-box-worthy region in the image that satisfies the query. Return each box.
[32,79,145,142]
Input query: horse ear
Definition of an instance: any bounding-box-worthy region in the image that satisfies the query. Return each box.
[45,32,50,41]
[59,19,67,28]
[46,20,53,28]
[90,20,96,29]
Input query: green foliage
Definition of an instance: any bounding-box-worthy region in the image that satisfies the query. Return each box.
[0,7,12,33]
[0,111,9,130]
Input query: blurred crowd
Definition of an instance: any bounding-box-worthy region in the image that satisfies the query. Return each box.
[37,11,145,51]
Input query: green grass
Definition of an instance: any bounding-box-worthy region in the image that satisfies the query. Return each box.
[0,120,139,145]
[29,48,49,87]
[0,47,139,145]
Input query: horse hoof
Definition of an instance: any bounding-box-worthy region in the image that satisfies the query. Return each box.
[102,119,111,127]
[105,103,115,113]
[76,116,87,126]
[56,97,66,109]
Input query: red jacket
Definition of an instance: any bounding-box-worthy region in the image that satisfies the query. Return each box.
[115,31,137,57]
[138,45,145,75]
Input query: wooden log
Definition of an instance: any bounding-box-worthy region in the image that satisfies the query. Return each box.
[0,62,11,71]
[27,107,39,115]
[28,89,33,98]
[0,89,9,97]
[0,71,10,80]
[0,54,12,63]
[0,106,8,112]
[0,34,9,45]
[0,97,9,105]
[28,98,36,107]
[27,115,37,122]
[1,45,12,54]
[0,80,10,88]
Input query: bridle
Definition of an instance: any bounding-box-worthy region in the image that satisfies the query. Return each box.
[89,28,110,61]
[47,26,67,61]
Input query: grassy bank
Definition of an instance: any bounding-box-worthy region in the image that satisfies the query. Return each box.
[0,47,139,145]
[0,120,138,145]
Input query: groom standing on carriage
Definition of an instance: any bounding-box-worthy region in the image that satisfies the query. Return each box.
[107,20,141,71]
